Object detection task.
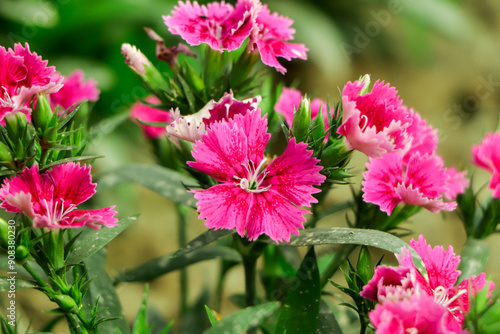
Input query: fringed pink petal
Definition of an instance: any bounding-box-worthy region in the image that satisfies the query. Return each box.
[48,162,96,206]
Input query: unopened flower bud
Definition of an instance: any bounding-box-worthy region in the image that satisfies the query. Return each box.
[291,97,311,143]
[52,294,78,312]
[358,74,371,95]
[32,93,55,134]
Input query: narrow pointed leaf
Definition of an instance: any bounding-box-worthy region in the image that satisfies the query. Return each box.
[316,299,343,334]
[115,246,241,283]
[275,247,321,334]
[0,277,37,291]
[66,215,138,265]
[172,229,234,258]
[97,164,197,207]
[203,302,280,334]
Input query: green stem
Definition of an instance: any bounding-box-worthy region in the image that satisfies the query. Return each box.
[23,262,51,291]
[319,244,357,289]
[243,253,258,334]
[176,204,189,316]
[66,313,90,334]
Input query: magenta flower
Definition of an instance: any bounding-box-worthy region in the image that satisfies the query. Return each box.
[403,107,438,163]
[471,131,500,198]
[337,78,413,158]
[362,235,493,332]
[48,70,99,113]
[369,294,456,334]
[0,43,62,123]
[274,87,328,128]
[362,152,468,215]
[250,4,307,74]
[130,95,172,139]
[187,110,325,242]
[167,91,260,142]
[0,162,118,229]
[163,0,260,52]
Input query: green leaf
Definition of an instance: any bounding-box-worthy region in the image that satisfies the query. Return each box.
[97,164,197,207]
[115,246,241,284]
[316,299,343,334]
[275,247,321,334]
[205,305,219,326]
[203,302,280,334]
[132,284,151,334]
[0,276,37,291]
[172,229,234,258]
[83,249,130,334]
[41,155,104,170]
[66,215,138,266]
[88,111,129,143]
[458,237,490,282]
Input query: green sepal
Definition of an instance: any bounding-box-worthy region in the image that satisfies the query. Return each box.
[291,97,311,143]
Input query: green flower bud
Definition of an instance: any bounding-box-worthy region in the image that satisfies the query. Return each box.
[52,294,78,312]
[15,245,29,260]
[0,218,10,249]
[292,97,311,143]
[32,93,55,134]
[356,246,373,284]
[0,141,14,164]
[358,74,371,95]
[4,112,28,140]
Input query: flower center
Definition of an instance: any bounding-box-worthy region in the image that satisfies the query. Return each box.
[433,286,468,315]
[234,158,271,193]
[43,199,77,226]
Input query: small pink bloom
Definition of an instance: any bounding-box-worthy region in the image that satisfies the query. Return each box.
[48,70,99,112]
[250,4,307,74]
[130,95,172,139]
[403,107,438,163]
[471,131,500,198]
[164,0,260,52]
[337,79,412,158]
[0,43,62,123]
[121,43,150,75]
[0,162,118,229]
[166,91,260,142]
[362,152,466,215]
[360,265,417,303]
[369,294,455,334]
[188,110,325,242]
[274,87,328,128]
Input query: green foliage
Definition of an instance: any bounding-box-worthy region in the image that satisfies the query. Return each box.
[275,247,321,334]
[465,286,500,333]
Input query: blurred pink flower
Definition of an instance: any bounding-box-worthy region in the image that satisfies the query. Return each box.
[188,110,325,242]
[274,87,328,128]
[369,294,456,334]
[130,95,172,139]
[167,91,260,142]
[0,162,118,229]
[163,0,259,51]
[337,79,412,158]
[362,152,468,215]
[48,70,99,113]
[0,43,62,123]
[403,107,438,163]
[471,131,500,198]
[250,4,308,74]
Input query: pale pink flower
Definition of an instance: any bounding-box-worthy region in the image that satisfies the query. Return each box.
[369,293,457,334]
[163,0,260,52]
[274,87,328,128]
[188,110,325,242]
[337,79,412,158]
[471,131,500,198]
[0,43,62,123]
[250,4,307,74]
[362,152,468,215]
[121,43,150,75]
[167,91,261,142]
[130,95,172,139]
[395,235,493,332]
[48,70,99,112]
[0,162,118,229]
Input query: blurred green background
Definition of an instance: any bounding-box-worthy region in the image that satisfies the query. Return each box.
[1,0,500,332]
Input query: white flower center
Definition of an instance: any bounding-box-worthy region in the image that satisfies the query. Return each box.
[433,285,468,315]
[234,158,271,193]
[43,199,77,225]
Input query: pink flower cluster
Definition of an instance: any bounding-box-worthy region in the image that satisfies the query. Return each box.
[163,0,307,74]
[0,43,99,123]
[0,162,118,229]
[472,131,500,198]
[361,235,494,333]
[338,77,469,215]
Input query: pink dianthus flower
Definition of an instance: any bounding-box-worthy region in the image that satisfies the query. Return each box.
[130,95,172,139]
[337,78,413,158]
[249,4,308,74]
[188,110,325,242]
[0,162,118,229]
[471,131,500,198]
[166,91,260,142]
[163,0,260,52]
[48,70,99,113]
[361,235,494,333]
[362,152,468,215]
[0,43,62,123]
